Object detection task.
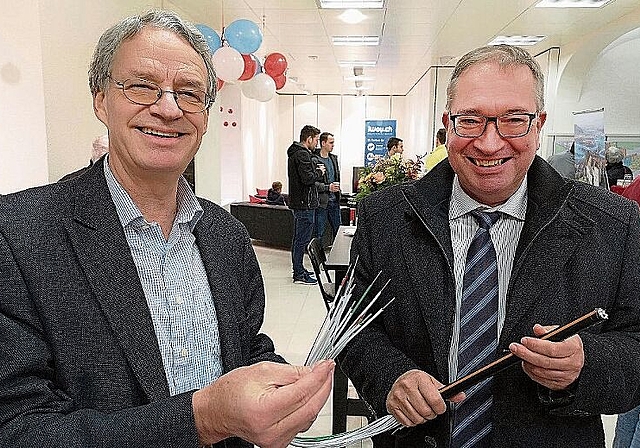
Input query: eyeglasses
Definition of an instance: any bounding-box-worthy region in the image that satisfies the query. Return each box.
[449,112,538,138]
[109,77,211,113]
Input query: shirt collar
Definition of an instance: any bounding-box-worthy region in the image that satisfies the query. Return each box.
[449,174,528,221]
[104,154,203,230]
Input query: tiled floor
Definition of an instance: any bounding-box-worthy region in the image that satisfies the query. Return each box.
[253,244,618,448]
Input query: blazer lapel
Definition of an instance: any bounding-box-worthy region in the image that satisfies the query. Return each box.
[65,162,169,401]
[193,211,243,372]
[398,164,457,380]
[500,157,595,343]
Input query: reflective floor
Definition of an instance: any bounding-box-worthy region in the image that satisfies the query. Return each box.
[253,244,617,448]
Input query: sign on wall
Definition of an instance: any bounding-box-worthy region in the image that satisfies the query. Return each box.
[364,120,396,166]
[573,108,605,186]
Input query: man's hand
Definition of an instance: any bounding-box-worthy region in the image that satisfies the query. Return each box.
[509,324,584,391]
[328,182,340,193]
[193,360,334,448]
[386,370,465,427]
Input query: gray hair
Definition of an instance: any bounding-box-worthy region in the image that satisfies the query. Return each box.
[446,44,545,112]
[88,10,216,108]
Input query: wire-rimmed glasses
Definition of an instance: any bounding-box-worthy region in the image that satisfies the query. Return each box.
[109,77,211,113]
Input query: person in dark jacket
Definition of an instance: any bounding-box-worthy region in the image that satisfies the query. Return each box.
[0,11,335,448]
[313,132,341,240]
[340,44,640,448]
[287,125,325,284]
[266,181,286,205]
[605,145,633,188]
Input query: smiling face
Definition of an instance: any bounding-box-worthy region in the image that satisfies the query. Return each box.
[93,26,209,184]
[443,61,546,206]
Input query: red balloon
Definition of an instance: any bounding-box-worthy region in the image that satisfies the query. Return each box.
[264,52,287,77]
[273,73,286,90]
[239,54,257,81]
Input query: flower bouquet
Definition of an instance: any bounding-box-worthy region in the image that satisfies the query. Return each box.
[355,154,423,201]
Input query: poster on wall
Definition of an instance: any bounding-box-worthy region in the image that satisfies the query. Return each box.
[364,120,396,166]
[573,108,605,187]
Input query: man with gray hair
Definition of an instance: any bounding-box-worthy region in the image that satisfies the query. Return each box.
[0,10,333,448]
[59,134,109,181]
[340,44,640,447]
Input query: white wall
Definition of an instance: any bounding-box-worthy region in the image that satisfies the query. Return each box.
[0,0,48,194]
[5,2,640,203]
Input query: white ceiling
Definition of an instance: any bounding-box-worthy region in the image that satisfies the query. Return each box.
[169,0,640,96]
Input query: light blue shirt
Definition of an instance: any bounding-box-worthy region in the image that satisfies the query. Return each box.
[104,157,223,395]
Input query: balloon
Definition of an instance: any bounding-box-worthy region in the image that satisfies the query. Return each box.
[241,79,257,99]
[251,53,262,76]
[273,73,286,90]
[212,46,244,82]
[224,19,263,54]
[252,73,276,102]
[264,52,287,77]
[239,54,257,81]
[195,24,222,53]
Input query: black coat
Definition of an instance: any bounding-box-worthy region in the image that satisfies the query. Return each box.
[340,157,640,448]
[287,141,323,210]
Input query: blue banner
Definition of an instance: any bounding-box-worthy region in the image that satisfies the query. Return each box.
[364,120,396,166]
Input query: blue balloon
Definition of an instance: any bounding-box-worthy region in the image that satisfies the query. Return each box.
[196,24,222,53]
[225,19,263,54]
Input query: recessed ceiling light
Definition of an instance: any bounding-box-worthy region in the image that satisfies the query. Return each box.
[332,35,380,46]
[317,0,384,8]
[338,9,367,24]
[344,76,375,81]
[536,0,613,7]
[488,35,546,46]
[339,60,377,67]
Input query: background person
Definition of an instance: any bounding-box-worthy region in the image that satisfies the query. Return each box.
[59,133,109,181]
[0,11,334,448]
[313,132,341,240]
[339,44,640,448]
[386,137,404,157]
[547,141,576,179]
[287,124,325,285]
[424,127,448,172]
[605,145,633,188]
[266,180,286,205]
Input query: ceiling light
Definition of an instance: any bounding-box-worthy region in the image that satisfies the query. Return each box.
[536,0,613,7]
[332,35,379,46]
[488,35,546,46]
[317,0,384,8]
[344,76,375,81]
[339,60,377,67]
[339,9,367,24]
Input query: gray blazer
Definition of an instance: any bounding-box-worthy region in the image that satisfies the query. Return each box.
[340,157,640,448]
[0,159,283,447]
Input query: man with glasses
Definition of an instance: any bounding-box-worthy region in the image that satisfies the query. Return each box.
[340,44,640,447]
[0,10,334,448]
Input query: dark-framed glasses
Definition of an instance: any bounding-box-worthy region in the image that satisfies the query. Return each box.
[109,77,211,113]
[449,112,538,138]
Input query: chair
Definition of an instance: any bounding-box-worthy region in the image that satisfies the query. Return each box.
[306,238,335,311]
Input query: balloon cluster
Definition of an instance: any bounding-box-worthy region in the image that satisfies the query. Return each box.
[196,20,288,102]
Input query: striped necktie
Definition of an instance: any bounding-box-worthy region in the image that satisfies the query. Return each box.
[451,210,501,448]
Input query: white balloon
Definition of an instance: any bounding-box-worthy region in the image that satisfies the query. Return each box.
[241,79,257,99]
[212,47,244,82]
[252,73,276,102]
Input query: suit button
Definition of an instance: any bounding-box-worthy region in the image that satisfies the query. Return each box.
[423,436,437,447]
